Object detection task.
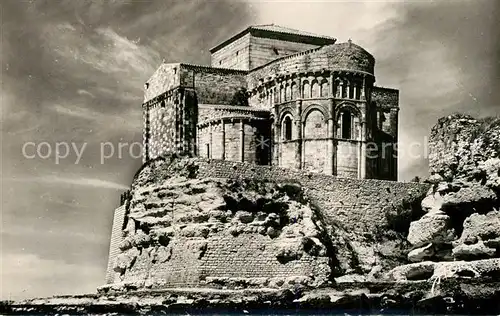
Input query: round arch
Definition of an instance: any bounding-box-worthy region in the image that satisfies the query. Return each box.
[334,102,361,120]
[280,112,294,141]
[301,104,330,123]
[303,107,327,139]
[335,102,362,140]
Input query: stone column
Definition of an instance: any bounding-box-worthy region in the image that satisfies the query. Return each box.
[346,79,351,99]
[298,76,303,99]
[327,99,335,175]
[326,118,334,175]
[295,100,302,170]
[196,125,200,157]
[221,120,226,160]
[329,72,334,97]
[339,112,344,138]
[239,119,245,162]
[272,107,280,166]
[181,89,187,154]
[359,121,367,179]
[209,123,213,159]
[361,75,366,100]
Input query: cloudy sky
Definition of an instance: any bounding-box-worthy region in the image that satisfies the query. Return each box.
[1,0,499,300]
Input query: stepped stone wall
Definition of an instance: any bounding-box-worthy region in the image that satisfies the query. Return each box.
[104,157,429,290]
[105,205,127,284]
[195,159,429,237]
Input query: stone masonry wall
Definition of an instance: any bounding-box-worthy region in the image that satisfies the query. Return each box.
[248,36,321,70]
[105,157,429,291]
[198,120,270,165]
[108,158,333,290]
[195,159,427,234]
[303,140,328,173]
[180,65,247,105]
[372,87,399,109]
[247,42,375,90]
[105,205,127,284]
[144,63,180,102]
[146,95,178,161]
[336,141,359,178]
[211,33,251,70]
[372,87,399,139]
[195,158,430,272]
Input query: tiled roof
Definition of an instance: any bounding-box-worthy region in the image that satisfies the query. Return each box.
[210,24,336,53]
[250,24,335,40]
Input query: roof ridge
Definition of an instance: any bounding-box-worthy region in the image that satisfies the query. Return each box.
[210,24,336,53]
[250,24,336,40]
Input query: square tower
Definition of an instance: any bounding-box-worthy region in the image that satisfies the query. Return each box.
[209,24,336,70]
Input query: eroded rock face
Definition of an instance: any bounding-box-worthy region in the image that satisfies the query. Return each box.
[385,258,500,282]
[108,158,334,290]
[407,214,456,248]
[452,210,500,260]
[407,115,500,263]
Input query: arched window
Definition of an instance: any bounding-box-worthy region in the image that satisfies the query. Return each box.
[291,82,297,100]
[283,116,293,140]
[311,79,320,98]
[304,109,327,139]
[335,79,342,98]
[303,81,310,98]
[343,81,349,99]
[280,85,285,103]
[337,107,360,140]
[341,113,352,139]
[285,84,291,101]
[321,80,329,97]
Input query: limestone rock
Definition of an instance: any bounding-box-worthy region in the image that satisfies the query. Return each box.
[428,173,444,184]
[407,214,455,248]
[386,261,436,281]
[456,210,500,245]
[441,184,497,208]
[408,243,434,262]
[386,258,500,282]
[235,211,254,223]
[452,241,496,260]
[420,193,445,215]
[452,210,500,260]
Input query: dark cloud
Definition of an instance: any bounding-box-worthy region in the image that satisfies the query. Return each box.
[1,0,254,299]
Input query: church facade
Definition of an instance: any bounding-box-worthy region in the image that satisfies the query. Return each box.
[142,24,399,180]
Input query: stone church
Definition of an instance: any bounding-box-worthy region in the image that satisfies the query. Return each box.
[142,24,399,180]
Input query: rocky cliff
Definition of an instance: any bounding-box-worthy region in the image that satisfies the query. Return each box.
[2,114,500,315]
[377,114,500,311]
[105,157,333,290]
[406,114,500,263]
[98,155,430,293]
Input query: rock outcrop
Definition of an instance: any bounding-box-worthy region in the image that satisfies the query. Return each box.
[407,114,500,263]
[3,114,500,314]
[104,157,336,291]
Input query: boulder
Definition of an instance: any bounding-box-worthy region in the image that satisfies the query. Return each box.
[408,243,434,262]
[452,210,500,259]
[442,184,497,208]
[386,258,500,282]
[421,193,445,215]
[457,210,500,244]
[452,241,496,260]
[407,214,455,248]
